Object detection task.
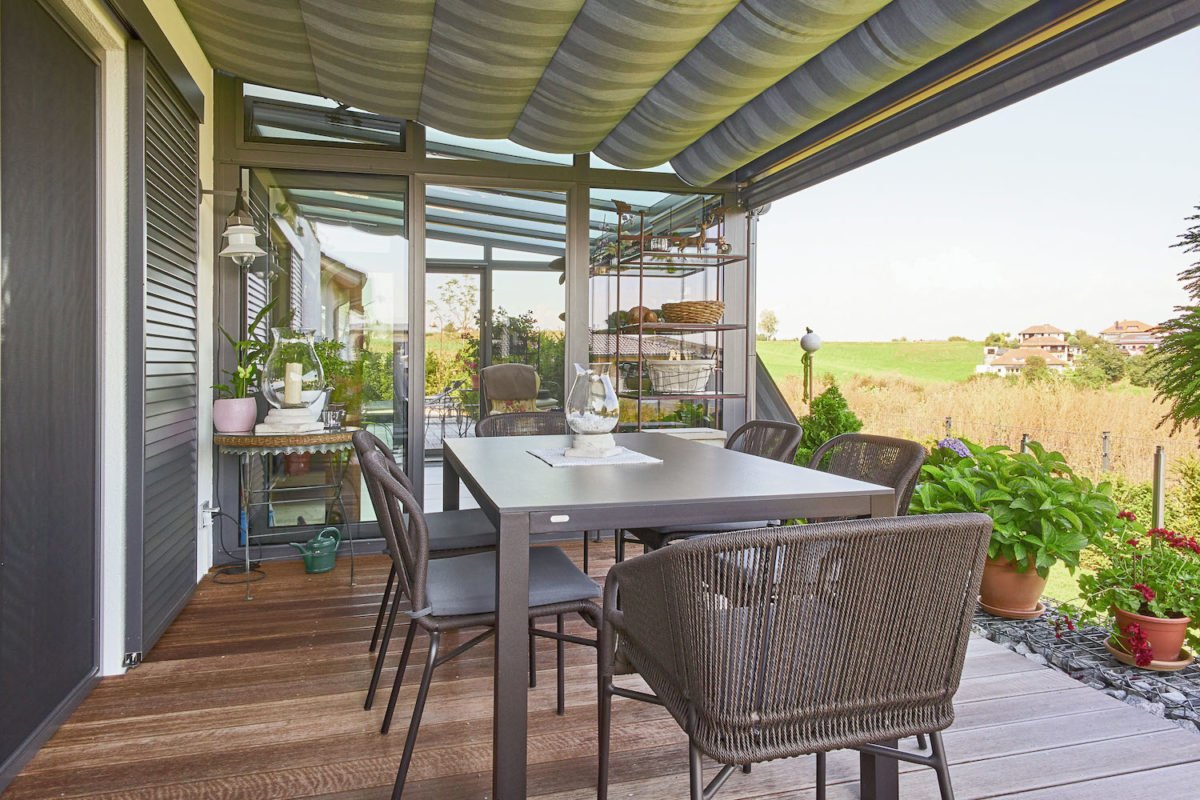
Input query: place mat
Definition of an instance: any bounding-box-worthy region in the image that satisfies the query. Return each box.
[528,447,663,468]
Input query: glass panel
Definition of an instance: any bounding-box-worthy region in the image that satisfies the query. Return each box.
[425,127,574,166]
[243,83,406,149]
[589,152,678,174]
[588,188,730,430]
[247,170,409,534]
[424,185,566,471]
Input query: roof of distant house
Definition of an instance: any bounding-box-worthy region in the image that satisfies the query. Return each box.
[989,347,1070,367]
[1020,335,1075,347]
[1020,324,1067,336]
[1101,320,1155,335]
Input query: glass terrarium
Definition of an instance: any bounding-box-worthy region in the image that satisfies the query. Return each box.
[261,327,325,410]
[565,363,620,458]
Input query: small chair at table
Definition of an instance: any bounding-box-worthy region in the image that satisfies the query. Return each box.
[618,419,803,561]
[806,432,926,518]
[598,513,992,800]
[363,451,600,799]
[479,363,546,416]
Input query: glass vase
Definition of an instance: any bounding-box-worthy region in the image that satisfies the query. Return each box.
[564,363,620,458]
[261,327,325,410]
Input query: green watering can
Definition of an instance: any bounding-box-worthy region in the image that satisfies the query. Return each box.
[290,527,341,574]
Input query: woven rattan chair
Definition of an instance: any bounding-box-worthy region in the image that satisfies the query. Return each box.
[479,362,540,416]
[362,451,600,799]
[352,430,498,710]
[808,433,927,518]
[618,420,803,560]
[598,513,992,800]
[474,409,568,437]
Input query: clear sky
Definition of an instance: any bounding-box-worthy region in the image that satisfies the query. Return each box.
[756,25,1200,342]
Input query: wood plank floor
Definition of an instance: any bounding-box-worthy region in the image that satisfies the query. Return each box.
[7,541,1200,799]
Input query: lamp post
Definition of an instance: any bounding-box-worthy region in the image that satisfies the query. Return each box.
[800,327,822,405]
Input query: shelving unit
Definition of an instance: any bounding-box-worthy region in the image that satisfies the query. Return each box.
[590,201,749,431]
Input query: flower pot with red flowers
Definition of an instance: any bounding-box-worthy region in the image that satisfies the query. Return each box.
[912,438,1115,619]
[1063,512,1200,670]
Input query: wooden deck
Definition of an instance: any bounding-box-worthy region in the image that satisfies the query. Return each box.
[7,542,1200,799]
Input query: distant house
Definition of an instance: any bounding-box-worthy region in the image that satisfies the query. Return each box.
[1100,320,1160,355]
[978,324,1079,376]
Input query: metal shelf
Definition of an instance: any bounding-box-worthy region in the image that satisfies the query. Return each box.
[618,391,741,401]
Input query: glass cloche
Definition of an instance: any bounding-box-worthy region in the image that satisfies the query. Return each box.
[564,363,620,458]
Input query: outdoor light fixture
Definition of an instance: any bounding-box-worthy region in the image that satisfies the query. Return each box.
[800,327,822,405]
[218,188,267,270]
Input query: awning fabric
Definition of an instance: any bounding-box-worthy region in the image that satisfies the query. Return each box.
[180,0,1049,185]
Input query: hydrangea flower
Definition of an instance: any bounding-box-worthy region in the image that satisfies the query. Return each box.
[936,437,970,458]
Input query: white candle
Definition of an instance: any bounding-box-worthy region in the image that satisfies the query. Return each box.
[283,362,302,406]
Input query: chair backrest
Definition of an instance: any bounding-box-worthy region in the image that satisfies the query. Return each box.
[479,363,539,416]
[607,513,991,765]
[808,433,926,516]
[352,429,415,493]
[725,420,803,463]
[361,450,432,614]
[475,410,568,438]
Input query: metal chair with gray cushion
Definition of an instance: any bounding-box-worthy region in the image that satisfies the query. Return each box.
[362,451,600,799]
[598,513,992,800]
[352,430,498,710]
[618,420,803,560]
[807,432,927,518]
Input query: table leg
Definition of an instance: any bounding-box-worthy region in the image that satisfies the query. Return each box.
[860,740,900,800]
[242,455,253,601]
[862,491,899,798]
[493,511,530,799]
[443,455,460,512]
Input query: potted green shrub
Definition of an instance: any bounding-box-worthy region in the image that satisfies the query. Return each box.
[911,437,1116,619]
[212,303,274,433]
[1062,511,1200,669]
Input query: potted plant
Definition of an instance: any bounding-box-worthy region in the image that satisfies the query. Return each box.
[212,303,274,433]
[1062,512,1200,669]
[912,437,1115,619]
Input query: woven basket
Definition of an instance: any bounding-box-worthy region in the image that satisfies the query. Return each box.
[661,300,725,325]
[647,359,716,394]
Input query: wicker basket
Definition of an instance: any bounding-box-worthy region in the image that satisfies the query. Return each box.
[647,359,716,394]
[660,300,725,325]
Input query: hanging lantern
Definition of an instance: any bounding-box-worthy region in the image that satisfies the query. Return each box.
[218,188,267,270]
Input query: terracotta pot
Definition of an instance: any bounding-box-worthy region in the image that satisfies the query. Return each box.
[1113,607,1190,664]
[979,556,1047,618]
[213,397,257,433]
[284,452,312,476]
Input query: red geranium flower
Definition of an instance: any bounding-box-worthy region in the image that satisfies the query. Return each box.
[1118,510,1137,522]
[1124,623,1154,667]
[1133,583,1156,603]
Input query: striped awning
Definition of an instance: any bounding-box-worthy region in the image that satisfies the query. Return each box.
[179,0,1041,185]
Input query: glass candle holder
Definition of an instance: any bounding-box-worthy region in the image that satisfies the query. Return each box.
[261,327,325,410]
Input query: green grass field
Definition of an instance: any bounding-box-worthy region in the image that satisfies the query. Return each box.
[757,339,983,385]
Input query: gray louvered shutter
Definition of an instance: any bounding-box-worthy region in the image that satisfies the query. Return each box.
[126,45,200,657]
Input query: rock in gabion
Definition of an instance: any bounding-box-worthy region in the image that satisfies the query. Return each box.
[973,604,1200,735]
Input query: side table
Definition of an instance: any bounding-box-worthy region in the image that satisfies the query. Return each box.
[215,430,357,599]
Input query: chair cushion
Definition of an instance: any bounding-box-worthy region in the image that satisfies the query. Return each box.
[426,547,600,617]
[424,508,497,552]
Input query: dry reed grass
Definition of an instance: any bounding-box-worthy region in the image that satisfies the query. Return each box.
[780,373,1199,482]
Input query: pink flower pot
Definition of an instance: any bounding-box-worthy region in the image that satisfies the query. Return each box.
[213,397,257,433]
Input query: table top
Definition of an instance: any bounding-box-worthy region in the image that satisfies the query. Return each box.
[444,432,893,522]
[214,429,357,455]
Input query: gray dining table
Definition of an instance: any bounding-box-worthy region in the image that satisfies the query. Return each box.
[441,431,899,800]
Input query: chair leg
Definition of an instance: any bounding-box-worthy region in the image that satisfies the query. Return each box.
[556,614,566,715]
[929,731,955,800]
[615,530,624,563]
[380,623,417,734]
[916,733,928,750]
[742,764,752,774]
[529,619,538,689]
[370,566,396,653]
[816,751,826,800]
[392,631,440,800]
[688,738,704,800]
[597,675,613,800]
[583,532,589,573]
[365,579,402,710]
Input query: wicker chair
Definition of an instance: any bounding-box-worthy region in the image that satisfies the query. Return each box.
[474,409,568,437]
[618,420,803,560]
[362,451,600,799]
[352,430,498,711]
[598,513,992,800]
[808,433,927,518]
[479,362,541,416]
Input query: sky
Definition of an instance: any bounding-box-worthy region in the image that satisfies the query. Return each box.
[756,25,1200,342]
